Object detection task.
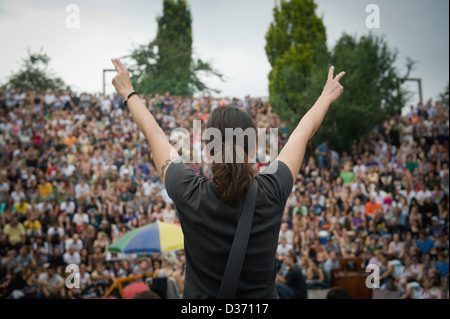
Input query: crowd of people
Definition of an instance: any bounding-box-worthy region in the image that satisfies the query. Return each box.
[0,86,448,299]
[276,99,449,298]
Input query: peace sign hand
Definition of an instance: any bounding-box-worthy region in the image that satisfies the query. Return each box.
[111,58,134,100]
[321,66,345,104]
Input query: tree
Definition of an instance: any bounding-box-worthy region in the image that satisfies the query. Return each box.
[438,83,449,108]
[128,0,223,96]
[265,0,329,122]
[324,33,414,151]
[265,0,413,152]
[6,48,69,91]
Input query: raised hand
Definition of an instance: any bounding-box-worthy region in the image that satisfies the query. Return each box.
[111,58,134,100]
[321,66,345,104]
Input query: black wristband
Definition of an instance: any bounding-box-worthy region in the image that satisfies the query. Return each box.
[124,91,137,106]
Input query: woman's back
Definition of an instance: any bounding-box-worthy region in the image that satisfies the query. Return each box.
[165,160,293,298]
[109,59,346,299]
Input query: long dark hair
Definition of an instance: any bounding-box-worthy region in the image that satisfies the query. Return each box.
[206,106,256,205]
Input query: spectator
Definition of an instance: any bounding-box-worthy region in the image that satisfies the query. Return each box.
[152,253,183,293]
[13,197,30,221]
[276,252,307,299]
[305,258,328,289]
[277,236,293,256]
[73,207,89,232]
[322,251,340,279]
[419,276,442,299]
[63,245,81,265]
[435,252,449,278]
[23,211,42,237]
[400,277,422,299]
[339,162,354,186]
[75,179,90,202]
[388,233,405,259]
[38,263,65,298]
[279,222,294,245]
[5,267,29,299]
[14,246,36,269]
[365,195,382,219]
[47,247,65,269]
[421,197,439,229]
[417,230,435,256]
[59,198,75,218]
[46,222,65,252]
[0,87,447,299]
[3,216,26,248]
[377,252,396,290]
[315,140,329,170]
[429,216,446,239]
[326,286,351,299]
[37,178,53,202]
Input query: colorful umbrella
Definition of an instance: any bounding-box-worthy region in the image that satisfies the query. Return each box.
[109,221,184,254]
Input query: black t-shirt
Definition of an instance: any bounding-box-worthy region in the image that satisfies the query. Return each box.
[285,265,307,299]
[71,96,80,107]
[165,160,293,299]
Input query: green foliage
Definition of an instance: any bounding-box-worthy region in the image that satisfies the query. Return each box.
[129,0,223,96]
[6,48,69,91]
[324,33,414,151]
[265,0,413,152]
[265,0,329,129]
[438,82,449,108]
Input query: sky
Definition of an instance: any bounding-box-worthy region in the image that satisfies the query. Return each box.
[0,0,448,106]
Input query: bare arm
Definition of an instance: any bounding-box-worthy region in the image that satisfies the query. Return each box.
[380,265,394,280]
[388,242,394,255]
[317,267,325,282]
[400,286,412,299]
[111,58,180,183]
[277,66,345,182]
[399,242,405,259]
[276,273,288,284]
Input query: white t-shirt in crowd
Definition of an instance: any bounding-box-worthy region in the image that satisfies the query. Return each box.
[370,190,387,205]
[75,183,90,198]
[63,251,81,265]
[47,226,64,238]
[406,282,423,299]
[62,164,76,177]
[64,238,83,252]
[277,243,294,256]
[0,182,10,193]
[353,164,366,175]
[60,201,76,215]
[143,181,157,197]
[100,98,112,114]
[72,213,89,226]
[44,94,57,105]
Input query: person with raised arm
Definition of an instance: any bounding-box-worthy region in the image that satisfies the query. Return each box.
[110,58,345,298]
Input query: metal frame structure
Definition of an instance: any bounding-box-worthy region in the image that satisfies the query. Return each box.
[101,272,153,299]
[103,69,116,96]
[400,78,423,104]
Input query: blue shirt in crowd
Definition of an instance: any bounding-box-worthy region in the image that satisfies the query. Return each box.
[416,237,435,255]
[435,260,449,277]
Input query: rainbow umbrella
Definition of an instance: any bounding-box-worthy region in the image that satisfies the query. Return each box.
[109,221,184,254]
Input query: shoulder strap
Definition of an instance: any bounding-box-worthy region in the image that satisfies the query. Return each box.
[217,179,259,299]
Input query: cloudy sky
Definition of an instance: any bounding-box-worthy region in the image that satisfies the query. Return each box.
[0,0,448,105]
